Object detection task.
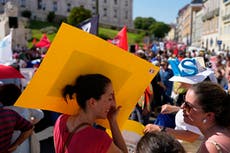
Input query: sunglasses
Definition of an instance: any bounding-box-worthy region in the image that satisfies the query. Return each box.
[182,101,202,112]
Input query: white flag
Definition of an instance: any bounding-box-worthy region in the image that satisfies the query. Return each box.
[0,31,13,64]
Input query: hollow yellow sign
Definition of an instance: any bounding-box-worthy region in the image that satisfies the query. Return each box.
[15,23,159,128]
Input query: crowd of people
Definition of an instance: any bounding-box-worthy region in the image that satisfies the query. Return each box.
[1,42,230,153]
[129,43,230,152]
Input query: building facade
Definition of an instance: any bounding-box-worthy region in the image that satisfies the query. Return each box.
[0,0,133,28]
[191,3,203,47]
[176,0,203,47]
[0,1,30,48]
[182,4,192,46]
[175,0,230,52]
[176,4,189,43]
[220,0,230,51]
[201,0,220,51]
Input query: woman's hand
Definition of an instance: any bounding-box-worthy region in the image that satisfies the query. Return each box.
[107,105,122,123]
[161,104,180,114]
[144,124,161,133]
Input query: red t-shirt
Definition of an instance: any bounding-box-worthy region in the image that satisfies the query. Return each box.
[54,115,112,153]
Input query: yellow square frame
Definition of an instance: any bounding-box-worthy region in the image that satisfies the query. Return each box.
[15,23,159,128]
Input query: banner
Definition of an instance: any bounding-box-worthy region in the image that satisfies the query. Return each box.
[168,57,215,84]
[77,15,99,35]
[0,31,12,64]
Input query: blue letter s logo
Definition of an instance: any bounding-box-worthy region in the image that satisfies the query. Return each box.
[179,59,198,76]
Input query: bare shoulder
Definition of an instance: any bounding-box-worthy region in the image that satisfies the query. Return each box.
[205,140,221,153]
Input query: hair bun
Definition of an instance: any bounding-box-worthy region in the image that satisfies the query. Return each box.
[62,85,75,101]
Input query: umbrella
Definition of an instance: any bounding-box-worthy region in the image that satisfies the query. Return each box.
[0,64,24,79]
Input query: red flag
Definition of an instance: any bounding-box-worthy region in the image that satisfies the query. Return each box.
[109,26,128,51]
[35,34,51,48]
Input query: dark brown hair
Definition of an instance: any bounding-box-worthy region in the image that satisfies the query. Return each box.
[0,84,21,106]
[190,81,230,127]
[62,74,111,110]
[136,132,186,153]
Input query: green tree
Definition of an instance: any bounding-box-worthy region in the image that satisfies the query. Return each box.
[134,17,156,30]
[134,17,143,29]
[47,11,55,22]
[67,6,92,26]
[149,22,171,38]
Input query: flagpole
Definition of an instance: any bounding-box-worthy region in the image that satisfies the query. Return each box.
[96,0,99,36]
[96,0,99,15]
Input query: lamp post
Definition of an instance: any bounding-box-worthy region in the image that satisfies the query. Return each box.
[96,0,99,15]
[95,0,99,36]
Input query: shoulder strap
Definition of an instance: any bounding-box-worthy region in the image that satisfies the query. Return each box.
[207,140,222,153]
[62,122,91,153]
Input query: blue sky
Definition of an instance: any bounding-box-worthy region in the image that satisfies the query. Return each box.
[133,0,191,24]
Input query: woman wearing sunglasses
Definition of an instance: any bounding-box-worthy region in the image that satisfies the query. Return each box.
[182,81,230,153]
[144,81,203,143]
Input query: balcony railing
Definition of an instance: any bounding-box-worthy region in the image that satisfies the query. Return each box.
[202,8,220,21]
[223,14,230,22]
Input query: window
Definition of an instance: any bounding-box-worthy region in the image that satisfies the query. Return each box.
[114,9,117,18]
[67,3,71,12]
[210,38,213,46]
[114,0,117,5]
[53,1,58,12]
[228,25,230,34]
[104,0,107,3]
[92,6,96,15]
[37,0,42,9]
[20,0,26,7]
[103,8,107,17]
[125,11,128,19]
[125,0,128,6]
[42,3,46,10]
[0,0,6,5]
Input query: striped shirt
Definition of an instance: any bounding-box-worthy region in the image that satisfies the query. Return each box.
[0,108,33,153]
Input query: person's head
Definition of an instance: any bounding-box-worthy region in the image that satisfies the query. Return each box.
[136,50,147,60]
[136,132,186,153]
[160,60,168,69]
[0,83,22,106]
[62,74,114,117]
[182,81,230,129]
